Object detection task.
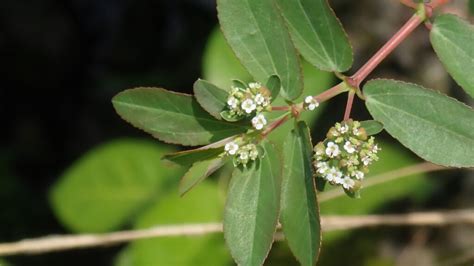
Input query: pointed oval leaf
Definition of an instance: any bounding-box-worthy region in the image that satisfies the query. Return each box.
[50,139,182,233]
[275,0,353,72]
[163,147,223,167]
[112,88,248,146]
[431,14,474,98]
[224,142,282,266]
[217,0,303,100]
[360,120,384,136]
[281,121,321,266]
[364,79,474,167]
[194,79,229,119]
[179,158,225,196]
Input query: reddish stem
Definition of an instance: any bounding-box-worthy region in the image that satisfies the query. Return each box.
[314,82,348,103]
[262,115,290,137]
[343,91,355,121]
[272,106,290,111]
[348,14,423,87]
[400,0,418,9]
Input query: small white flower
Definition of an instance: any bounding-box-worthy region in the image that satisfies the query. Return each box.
[339,124,349,134]
[248,82,261,89]
[239,151,249,161]
[352,171,364,180]
[372,144,380,154]
[251,114,267,130]
[249,149,259,160]
[325,167,342,182]
[334,175,344,185]
[325,142,340,158]
[224,142,239,155]
[304,96,319,111]
[241,99,257,114]
[362,156,372,166]
[353,127,360,136]
[342,176,355,190]
[227,96,239,109]
[343,141,356,154]
[254,93,266,105]
[316,161,329,174]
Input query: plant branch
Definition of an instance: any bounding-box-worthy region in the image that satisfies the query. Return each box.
[319,162,447,202]
[0,210,472,256]
[343,91,355,120]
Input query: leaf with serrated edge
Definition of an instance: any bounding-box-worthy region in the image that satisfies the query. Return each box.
[163,147,223,167]
[179,158,225,196]
[217,0,303,100]
[224,141,282,266]
[364,79,474,167]
[360,120,384,136]
[275,0,353,72]
[194,79,229,119]
[266,75,281,101]
[431,14,474,98]
[281,121,321,266]
[112,87,247,146]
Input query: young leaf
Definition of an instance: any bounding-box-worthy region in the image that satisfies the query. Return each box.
[364,79,474,168]
[224,142,282,266]
[360,120,384,136]
[179,158,225,196]
[275,0,353,72]
[163,147,223,167]
[281,121,321,266]
[50,139,182,233]
[112,88,247,146]
[266,75,281,101]
[431,14,474,98]
[217,0,303,100]
[193,79,228,119]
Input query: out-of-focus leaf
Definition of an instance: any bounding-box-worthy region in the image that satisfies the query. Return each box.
[224,142,282,266]
[364,79,474,167]
[360,120,384,136]
[281,122,321,266]
[117,181,230,266]
[194,79,228,119]
[470,0,474,15]
[112,88,248,146]
[179,158,225,196]
[202,28,251,89]
[163,147,223,167]
[431,14,474,98]
[50,139,182,233]
[275,0,353,72]
[217,0,303,100]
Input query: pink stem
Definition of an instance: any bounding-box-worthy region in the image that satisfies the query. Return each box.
[343,91,355,121]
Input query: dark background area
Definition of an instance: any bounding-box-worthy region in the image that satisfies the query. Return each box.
[0,0,473,265]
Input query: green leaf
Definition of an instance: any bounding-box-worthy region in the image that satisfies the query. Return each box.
[203,28,251,89]
[431,14,474,98]
[179,158,225,196]
[275,0,353,72]
[266,75,281,101]
[194,79,228,119]
[217,0,303,100]
[224,142,282,266]
[119,181,230,266]
[112,87,248,146]
[163,147,223,167]
[50,139,182,233]
[281,121,321,266]
[470,0,474,15]
[360,120,384,136]
[364,79,474,167]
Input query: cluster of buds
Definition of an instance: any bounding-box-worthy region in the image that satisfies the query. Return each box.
[303,96,319,111]
[224,82,272,131]
[224,138,262,166]
[313,120,380,193]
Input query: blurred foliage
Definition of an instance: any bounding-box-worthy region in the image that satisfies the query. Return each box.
[116,181,230,266]
[50,139,183,233]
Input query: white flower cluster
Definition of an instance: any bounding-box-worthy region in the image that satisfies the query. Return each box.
[224,139,260,166]
[313,120,380,193]
[304,96,319,111]
[225,82,271,131]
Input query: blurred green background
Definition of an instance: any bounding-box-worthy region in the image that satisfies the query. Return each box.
[0,0,473,265]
